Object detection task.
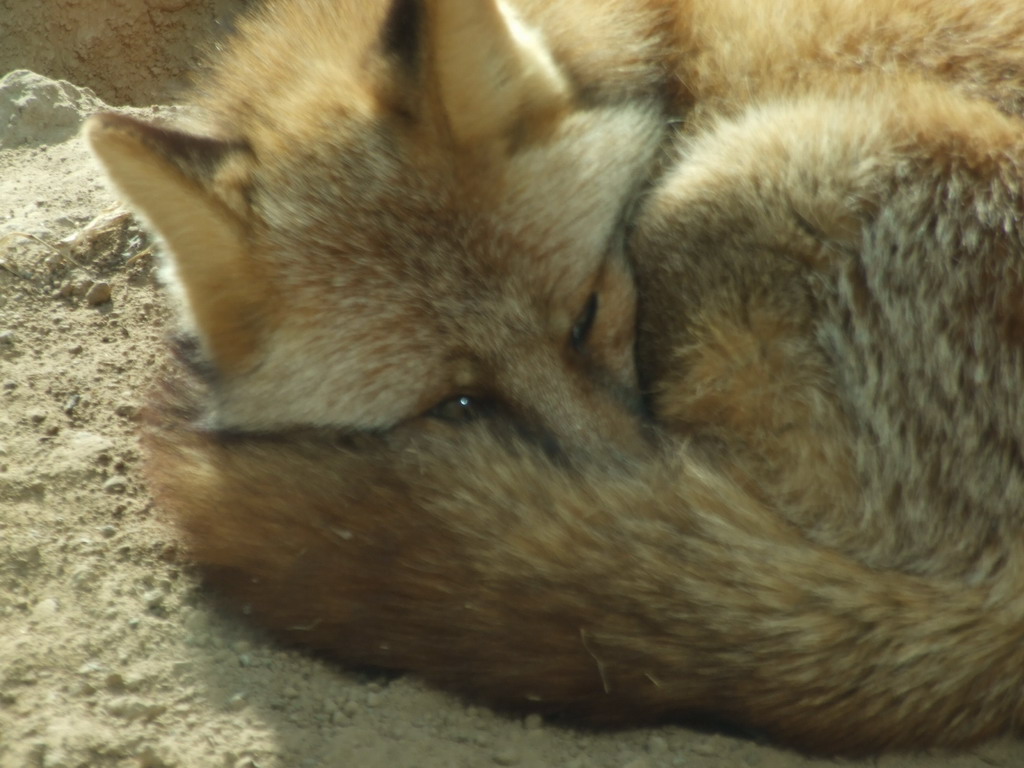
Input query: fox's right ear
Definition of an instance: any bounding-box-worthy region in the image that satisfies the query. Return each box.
[85,113,270,375]
[380,0,571,144]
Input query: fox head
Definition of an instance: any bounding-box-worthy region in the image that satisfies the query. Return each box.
[86,0,667,448]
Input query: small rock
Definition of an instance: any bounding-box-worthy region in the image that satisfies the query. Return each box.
[647,735,669,755]
[31,598,59,618]
[343,700,359,717]
[0,330,14,345]
[492,749,520,766]
[142,589,164,610]
[136,745,172,768]
[105,697,166,722]
[523,713,543,730]
[70,565,99,591]
[68,344,83,355]
[85,281,112,305]
[103,475,128,494]
[115,403,139,419]
[225,692,247,712]
[105,673,125,691]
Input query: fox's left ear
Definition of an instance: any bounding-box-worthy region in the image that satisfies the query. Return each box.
[381,0,572,144]
[85,112,270,375]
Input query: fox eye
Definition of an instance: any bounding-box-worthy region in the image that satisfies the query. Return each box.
[429,395,480,422]
[570,293,598,351]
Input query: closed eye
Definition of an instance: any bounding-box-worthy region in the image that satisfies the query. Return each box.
[570,293,598,351]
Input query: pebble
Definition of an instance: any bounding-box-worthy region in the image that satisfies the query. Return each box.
[343,700,360,717]
[523,713,543,730]
[70,565,99,592]
[31,598,59,618]
[105,697,166,722]
[85,281,111,305]
[115,403,139,419]
[647,735,669,755]
[366,692,382,708]
[136,746,172,768]
[492,749,520,766]
[102,475,128,494]
[0,330,14,345]
[225,692,247,712]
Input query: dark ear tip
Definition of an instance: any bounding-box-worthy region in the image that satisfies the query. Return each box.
[84,111,149,136]
[84,112,170,153]
[381,0,423,71]
[87,111,251,177]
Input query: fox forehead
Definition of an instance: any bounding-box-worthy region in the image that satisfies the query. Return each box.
[214,105,659,431]
[250,102,661,302]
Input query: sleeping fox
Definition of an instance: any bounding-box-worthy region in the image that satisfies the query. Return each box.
[86,0,1024,755]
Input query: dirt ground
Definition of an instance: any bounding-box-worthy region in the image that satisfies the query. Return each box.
[2,3,1023,767]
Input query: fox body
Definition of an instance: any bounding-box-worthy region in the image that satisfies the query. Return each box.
[87,0,1024,755]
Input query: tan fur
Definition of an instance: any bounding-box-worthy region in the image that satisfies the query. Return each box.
[88,0,1024,755]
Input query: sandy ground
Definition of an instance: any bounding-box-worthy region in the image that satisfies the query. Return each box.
[2,8,1024,768]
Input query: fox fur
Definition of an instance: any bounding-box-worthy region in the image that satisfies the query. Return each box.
[86,0,1024,756]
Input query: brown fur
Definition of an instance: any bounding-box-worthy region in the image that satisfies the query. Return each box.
[89,0,1024,755]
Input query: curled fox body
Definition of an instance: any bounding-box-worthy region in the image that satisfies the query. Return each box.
[87,0,1024,755]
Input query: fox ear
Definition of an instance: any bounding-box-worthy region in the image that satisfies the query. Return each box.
[85,112,269,375]
[383,0,571,143]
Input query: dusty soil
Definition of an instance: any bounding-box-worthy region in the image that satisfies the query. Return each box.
[2,4,1023,767]
[0,0,246,106]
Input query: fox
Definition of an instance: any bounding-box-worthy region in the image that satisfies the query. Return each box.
[85,0,1024,756]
